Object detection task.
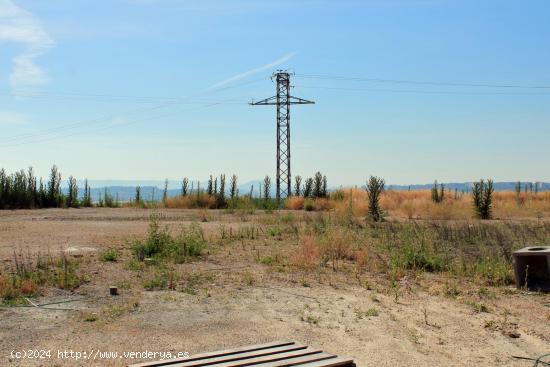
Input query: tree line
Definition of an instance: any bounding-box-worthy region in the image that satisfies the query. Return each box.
[0,166,93,209]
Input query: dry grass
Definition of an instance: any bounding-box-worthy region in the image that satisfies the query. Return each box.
[165,194,216,209]
[292,217,550,286]
[285,196,305,210]
[292,188,550,220]
[0,250,82,304]
[294,235,320,270]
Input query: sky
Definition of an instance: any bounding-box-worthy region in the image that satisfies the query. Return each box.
[1,0,549,186]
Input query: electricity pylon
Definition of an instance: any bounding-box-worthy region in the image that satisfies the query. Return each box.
[250,71,314,201]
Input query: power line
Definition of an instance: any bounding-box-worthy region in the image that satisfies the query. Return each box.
[1,76,268,144]
[0,77,268,103]
[1,91,247,104]
[295,85,550,96]
[0,101,231,148]
[294,74,550,89]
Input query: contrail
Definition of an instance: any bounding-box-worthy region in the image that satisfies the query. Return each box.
[209,52,296,89]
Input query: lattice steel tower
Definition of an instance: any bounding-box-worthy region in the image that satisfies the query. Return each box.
[250,71,314,200]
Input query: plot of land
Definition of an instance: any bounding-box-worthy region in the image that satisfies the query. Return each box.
[0,208,549,366]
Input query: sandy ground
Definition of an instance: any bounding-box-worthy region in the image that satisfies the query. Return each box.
[0,208,549,367]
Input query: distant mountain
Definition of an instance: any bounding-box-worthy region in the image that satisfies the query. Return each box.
[386,182,550,192]
[68,181,549,202]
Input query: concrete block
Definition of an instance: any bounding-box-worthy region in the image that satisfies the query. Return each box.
[513,246,550,291]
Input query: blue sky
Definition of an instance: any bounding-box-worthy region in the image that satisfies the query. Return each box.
[1,0,549,186]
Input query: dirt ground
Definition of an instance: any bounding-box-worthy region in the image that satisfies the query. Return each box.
[0,208,549,367]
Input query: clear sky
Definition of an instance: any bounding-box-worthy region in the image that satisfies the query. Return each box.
[1,0,549,186]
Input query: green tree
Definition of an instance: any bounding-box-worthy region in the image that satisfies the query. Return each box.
[162,179,168,204]
[313,171,323,198]
[263,175,271,200]
[135,185,142,204]
[47,165,62,207]
[181,178,189,196]
[217,174,226,208]
[229,174,238,199]
[82,179,92,207]
[321,175,328,197]
[303,178,313,198]
[207,175,213,196]
[66,176,79,208]
[294,175,302,196]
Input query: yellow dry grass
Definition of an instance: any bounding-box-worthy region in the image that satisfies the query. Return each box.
[311,188,550,220]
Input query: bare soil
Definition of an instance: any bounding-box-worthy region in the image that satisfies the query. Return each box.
[0,208,549,367]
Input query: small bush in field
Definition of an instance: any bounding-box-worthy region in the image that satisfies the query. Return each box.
[294,235,320,269]
[259,256,274,265]
[304,199,315,211]
[131,215,171,260]
[366,176,385,222]
[398,243,445,272]
[286,196,304,210]
[142,273,168,290]
[131,215,206,263]
[99,249,118,262]
[473,179,494,219]
[168,223,206,263]
[2,251,82,303]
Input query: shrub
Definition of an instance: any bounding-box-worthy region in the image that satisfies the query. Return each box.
[294,235,320,269]
[398,243,445,272]
[318,226,354,269]
[259,256,274,265]
[2,251,82,303]
[314,198,333,211]
[431,180,444,203]
[470,256,513,286]
[131,215,206,263]
[142,272,168,290]
[366,176,385,222]
[304,199,315,211]
[286,196,304,210]
[168,223,207,263]
[99,249,118,262]
[473,179,494,219]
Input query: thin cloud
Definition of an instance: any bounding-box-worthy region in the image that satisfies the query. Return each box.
[209,52,296,89]
[111,116,129,126]
[0,0,54,89]
[0,111,28,125]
